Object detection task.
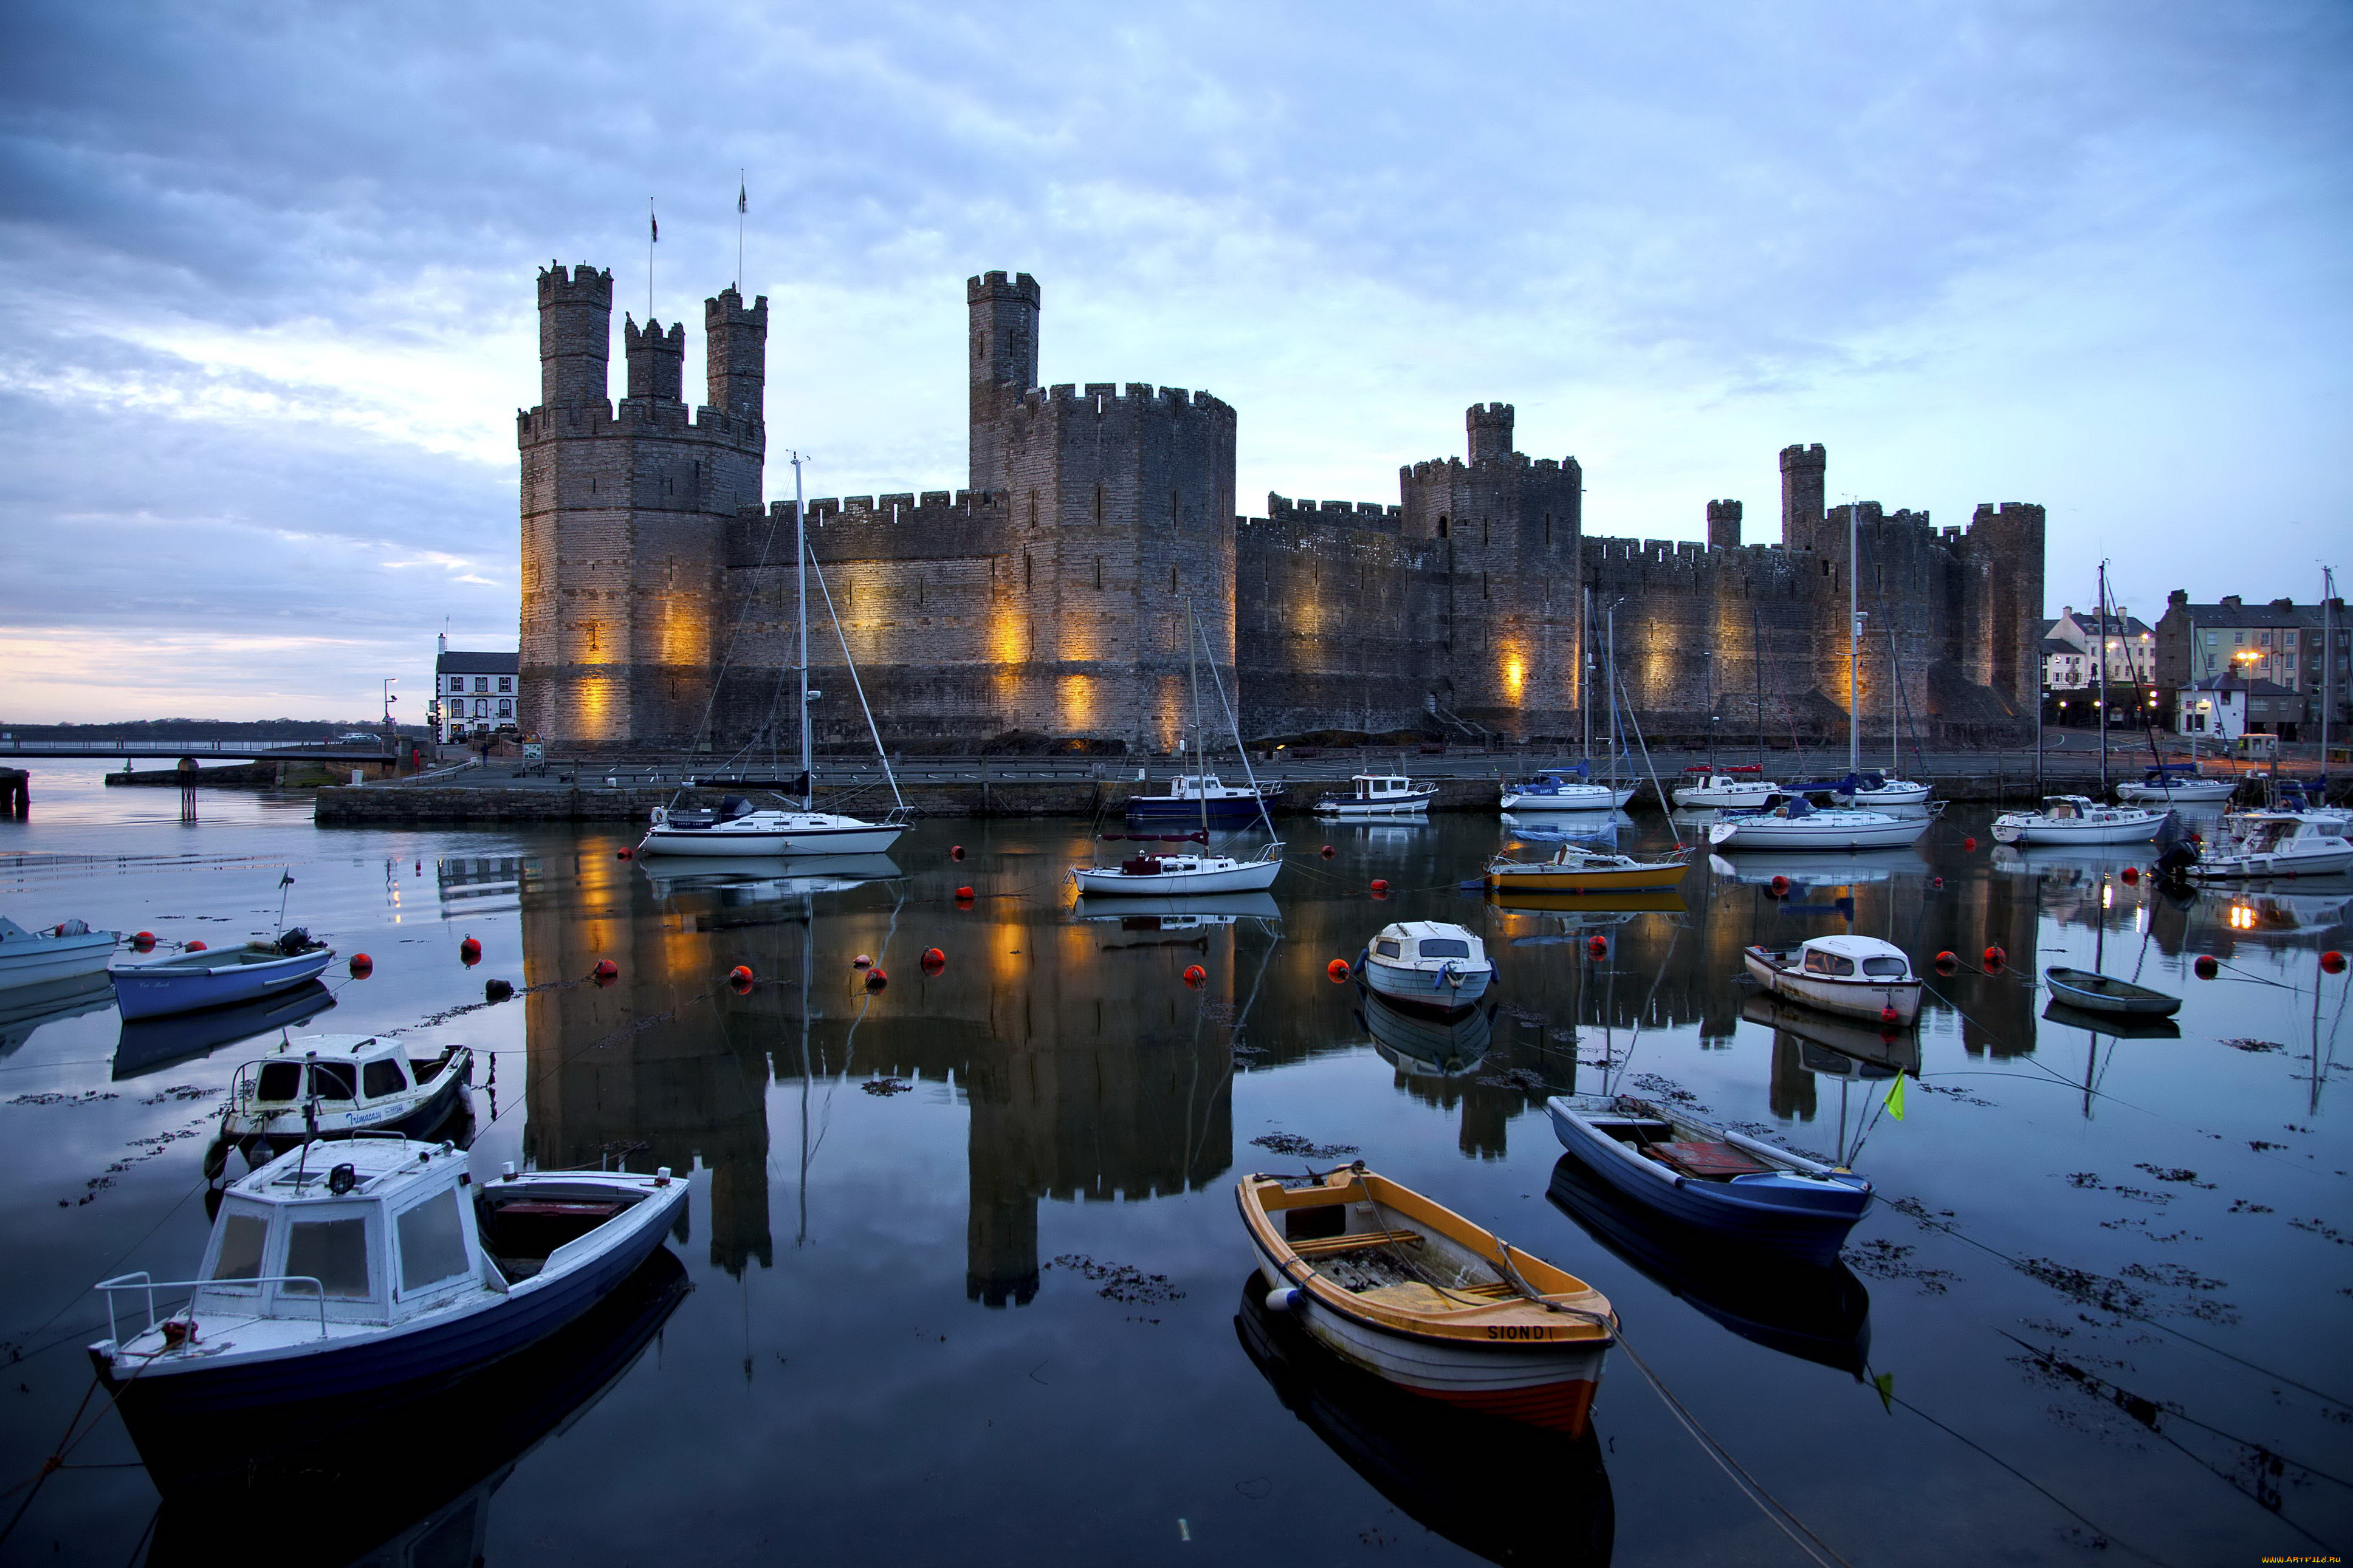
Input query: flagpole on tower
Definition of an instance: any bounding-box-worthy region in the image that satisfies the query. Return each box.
[737,171,746,292]
[647,198,658,322]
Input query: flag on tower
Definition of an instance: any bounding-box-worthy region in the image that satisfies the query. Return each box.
[738,180,747,215]
[650,211,659,243]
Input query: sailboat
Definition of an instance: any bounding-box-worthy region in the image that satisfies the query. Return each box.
[1071,600,1284,895]
[639,456,910,859]
[1500,587,1638,811]
[1831,620,1932,805]
[1995,564,2165,847]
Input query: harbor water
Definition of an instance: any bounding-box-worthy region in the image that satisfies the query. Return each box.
[1,762,2346,1564]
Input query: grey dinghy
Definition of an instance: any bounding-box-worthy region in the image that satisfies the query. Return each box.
[92,1137,684,1420]
[2041,967,2181,1018]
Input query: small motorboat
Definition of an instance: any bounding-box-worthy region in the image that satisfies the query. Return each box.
[216,1034,475,1154]
[1237,1163,1615,1433]
[1708,795,1933,852]
[638,794,908,857]
[1990,795,2165,847]
[1672,768,1779,810]
[91,1137,687,1421]
[1359,922,1493,1010]
[1124,773,1284,823]
[1497,766,1635,812]
[1485,843,1691,895]
[1742,934,1923,1025]
[1069,840,1285,895]
[2115,766,2237,806]
[1316,775,1440,818]
[1545,1154,1872,1378]
[112,981,337,1081]
[1362,990,1492,1078]
[110,931,337,1021]
[1825,770,1933,807]
[1234,1278,1616,1568]
[1546,1095,1874,1265]
[2186,810,2353,880]
[2042,967,2181,1018]
[0,916,120,991]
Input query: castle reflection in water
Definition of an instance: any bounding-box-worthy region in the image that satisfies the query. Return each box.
[494,820,2077,1306]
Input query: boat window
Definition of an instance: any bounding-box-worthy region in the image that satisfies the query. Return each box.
[208,1211,269,1283]
[396,1189,472,1294]
[283,1214,373,1299]
[255,1061,302,1101]
[1802,950,1857,976]
[362,1059,408,1098]
[1373,940,1402,958]
[309,1063,357,1101]
[1418,939,1471,958]
[1862,957,1909,977]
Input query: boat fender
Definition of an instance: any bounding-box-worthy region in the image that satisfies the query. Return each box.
[327,1163,357,1196]
[2324,951,2347,976]
[1265,1286,1302,1313]
[1880,1006,1900,1025]
[1586,935,1608,958]
[655,1167,673,1186]
[1327,959,1350,983]
[459,937,481,966]
[2194,956,2219,979]
[2121,866,2138,884]
[501,1162,518,1181]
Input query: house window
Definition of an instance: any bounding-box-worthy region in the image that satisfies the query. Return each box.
[498,677,512,693]
[475,699,489,717]
[497,699,512,718]
[475,677,489,693]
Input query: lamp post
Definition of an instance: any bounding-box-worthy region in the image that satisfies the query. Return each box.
[382,677,398,731]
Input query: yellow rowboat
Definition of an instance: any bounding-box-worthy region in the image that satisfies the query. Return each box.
[1485,844,1692,895]
[1237,1165,1615,1433]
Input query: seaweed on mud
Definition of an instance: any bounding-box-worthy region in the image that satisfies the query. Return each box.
[2219,1038,2285,1053]
[1473,1067,1548,1092]
[2022,1258,2238,1324]
[1250,1132,1359,1160]
[2227,1200,2273,1214]
[8,1090,119,1108]
[1629,1073,1699,1105]
[1048,1254,1186,1306]
[860,1078,913,1097]
[140,1085,219,1106]
[2132,1165,2212,1188]
[2063,1173,2173,1205]
[1843,1239,1957,1293]
[2288,1218,2351,1246]
[1917,1083,1995,1107]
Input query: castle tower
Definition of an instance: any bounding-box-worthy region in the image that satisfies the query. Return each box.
[968,270,1041,497]
[1779,442,1826,553]
[1962,502,2047,712]
[705,288,768,422]
[623,315,685,403]
[520,264,768,748]
[1467,402,1514,464]
[1706,499,1742,550]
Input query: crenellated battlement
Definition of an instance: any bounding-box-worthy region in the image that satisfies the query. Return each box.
[1011,382,1235,420]
[622,314,685,403]
[1467,402,1515,464]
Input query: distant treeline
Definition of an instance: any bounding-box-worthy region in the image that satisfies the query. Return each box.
[1,719,432,740]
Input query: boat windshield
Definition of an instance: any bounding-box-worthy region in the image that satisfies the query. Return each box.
[1803,950,1856,976]
[2250,821,2298,851]
[1418,938,1472,958]
[1861,956,1909,977]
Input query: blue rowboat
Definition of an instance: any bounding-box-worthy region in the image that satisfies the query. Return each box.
[1545,1095,1872,1265]
[111,938,336,1020]
[91,1137,686,1422]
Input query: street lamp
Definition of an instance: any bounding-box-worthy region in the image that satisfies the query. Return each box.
[382,677,399,733]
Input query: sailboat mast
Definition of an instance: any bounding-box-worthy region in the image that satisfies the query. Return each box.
[1605,606,1620,793]
[1848,499,1861,778]
[1581,585,1592,767]
[2097,561,2111,798]
[1187,595,1206,836]
[795,454,811,809]
[1888,626,1900,775]
[2324,566,2337,796]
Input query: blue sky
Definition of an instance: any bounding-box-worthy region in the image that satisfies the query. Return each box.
[1,1,2346,719]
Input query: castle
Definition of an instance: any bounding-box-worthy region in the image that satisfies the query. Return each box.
[519,264,2043,751]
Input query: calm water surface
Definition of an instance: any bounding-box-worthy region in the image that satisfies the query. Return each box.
[1,762,2347,1565]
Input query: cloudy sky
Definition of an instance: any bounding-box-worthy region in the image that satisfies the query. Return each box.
[1,1,2346,721]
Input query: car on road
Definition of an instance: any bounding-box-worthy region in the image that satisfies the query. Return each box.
[335,731,381,744]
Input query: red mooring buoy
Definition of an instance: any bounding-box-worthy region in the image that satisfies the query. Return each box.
[851,954,873,969]
[617,847,631,860]
[1934,950,1959,974]
[186,940,207,953]
[459,937,481,966]
[132,931,156,950]
[593,959,619,982]
[2324,950,2348,976]
[1587,935,1609,958]
[950,845,965,861]
[1320,846,1336,859]
[1982,945,2006,973]
[2121,866,2138,884]
[1768,875,1791,896]
[348,953,373,976]
[921,948,947,975]
[955,886,975,902]
[1183,964,1207,988]
[728,965,754,985]
[2194,955,2219,979]
[1369,878,1390,894]
[865,968,888,991]
[1327,959,1351,983]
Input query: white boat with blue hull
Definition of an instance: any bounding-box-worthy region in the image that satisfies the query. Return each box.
[1498,767,1635,812]
[91,1137,686,1419]
[111,933,335,1020]
[1546,1095,1873,1265]
[217,1034,475,1159]
[1359,922,1493,1010]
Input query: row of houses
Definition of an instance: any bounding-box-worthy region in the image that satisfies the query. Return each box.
[2039,593,2350,741]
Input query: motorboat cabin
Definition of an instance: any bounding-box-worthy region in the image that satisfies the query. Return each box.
[218,1034,475,1157]
[1742,934,1923,1024]
[1361,922,1493,1008]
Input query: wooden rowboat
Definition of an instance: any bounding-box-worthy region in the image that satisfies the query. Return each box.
[2042,967,2181,1018]
[1237,1164,1615,1433]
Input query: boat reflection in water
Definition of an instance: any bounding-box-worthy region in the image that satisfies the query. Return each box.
[1545,1155,1871,1378]
[0,971,116,1058]
[1235,1276,1614,1567]
[1707,848,1920,889]
[1071,889,1282,931]
[1487,886,1686,917]
[142,1250,689,1567]
[2042,998,2182,1042]
[642,852,902,902]
[2202,889,2350,947]
[111,979,336,1081]
[1740,993,1920,1081]
[1361,988,1493,1078]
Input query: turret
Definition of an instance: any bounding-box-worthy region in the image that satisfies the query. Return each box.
[1706,498,1742,550]
[704,288,768,422]
[623,315,685,403]
[537,263,613,409]
[968,270,1040,392]
[1779,442,1826,550]
[1467,402,1515,464]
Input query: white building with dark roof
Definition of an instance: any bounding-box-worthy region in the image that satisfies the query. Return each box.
[432,636,520,741]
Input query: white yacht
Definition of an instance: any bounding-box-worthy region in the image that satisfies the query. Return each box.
[638,795,907,857]
[1069,843,1285,896]
[2115,767,2237,806]
[1990,796,2164,847]
[2187,810,2353,880]
[1707,796,1933,851]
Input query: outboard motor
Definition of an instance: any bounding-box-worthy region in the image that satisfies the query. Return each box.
[2152,809,2198,883]
[275,927,316,955]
